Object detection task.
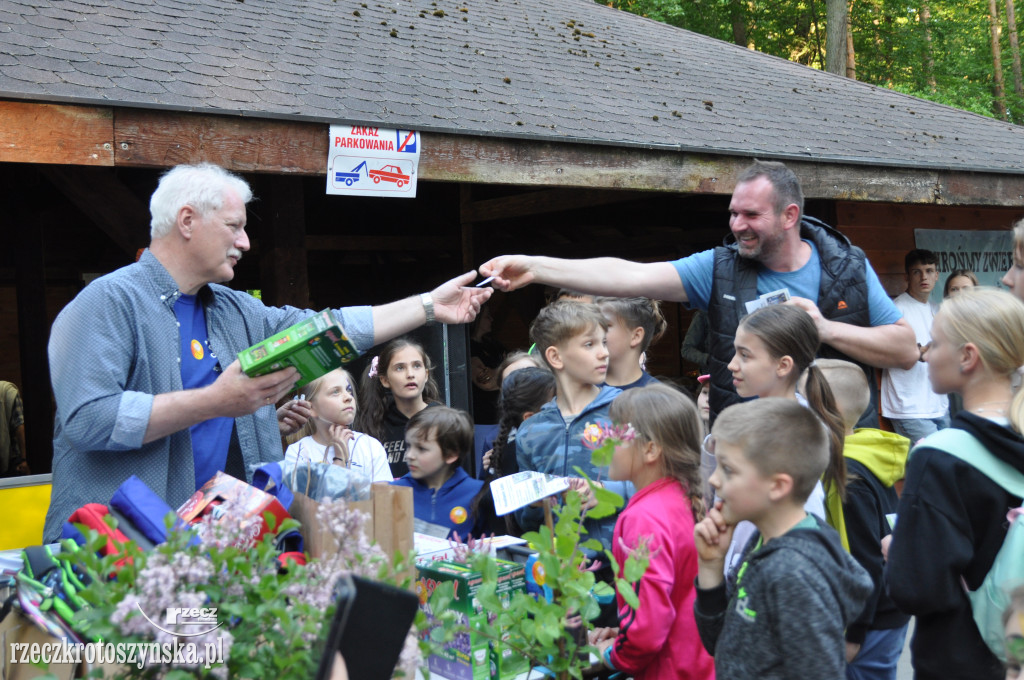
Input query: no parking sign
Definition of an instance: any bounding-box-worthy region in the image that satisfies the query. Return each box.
[326,125,420,198]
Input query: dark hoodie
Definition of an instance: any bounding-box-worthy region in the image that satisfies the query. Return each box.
[694,514,872,680]
[379,401,440,478]
[841,428,912,644]
[885,412,1024,680]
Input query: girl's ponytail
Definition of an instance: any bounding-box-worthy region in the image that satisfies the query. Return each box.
[803,364,847,501]
[355,357,389,441]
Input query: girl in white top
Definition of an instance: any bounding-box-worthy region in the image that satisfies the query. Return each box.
[284,368,393,483]
[716,304,847,573]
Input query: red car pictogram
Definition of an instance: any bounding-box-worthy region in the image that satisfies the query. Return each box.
[369,164,411,187]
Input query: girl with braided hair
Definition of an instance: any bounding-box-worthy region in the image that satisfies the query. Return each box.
[589,383,714,680]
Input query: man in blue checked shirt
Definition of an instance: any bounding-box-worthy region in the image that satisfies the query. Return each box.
[43,163,492,541]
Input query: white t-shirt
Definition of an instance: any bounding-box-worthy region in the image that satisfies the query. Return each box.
[881,292,949,419]
[284,432,393,483]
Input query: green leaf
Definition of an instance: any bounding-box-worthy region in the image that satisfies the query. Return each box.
[617,579,641,610]
[624,554,648,583]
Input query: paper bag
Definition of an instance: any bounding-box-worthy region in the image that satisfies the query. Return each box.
[294,482,413,564]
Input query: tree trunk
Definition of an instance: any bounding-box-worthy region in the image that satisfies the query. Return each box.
[1006,0,1024,96]
[921,1,937,91]
[729,0,748,47]
[990,0,1009,118]
[826,0,848,74]
[846,1,857,79]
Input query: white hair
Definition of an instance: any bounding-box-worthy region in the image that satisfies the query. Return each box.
[149,163,253,239]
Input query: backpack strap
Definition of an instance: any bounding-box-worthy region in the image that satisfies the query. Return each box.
[917,428,1024,498]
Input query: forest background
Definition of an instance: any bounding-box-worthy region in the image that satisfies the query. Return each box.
[604,0,1024,123]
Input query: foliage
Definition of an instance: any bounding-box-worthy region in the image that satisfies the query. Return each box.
[62,502,421,679]
[604,0,1024,122]
[426,424,648,680]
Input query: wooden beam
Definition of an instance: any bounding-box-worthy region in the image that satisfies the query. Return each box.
[305,235,447,252]
[461,187,641,223]
[114,108,326,174]
[0,102,1013,207]
[38,166,149,257]
[0,101,113,166]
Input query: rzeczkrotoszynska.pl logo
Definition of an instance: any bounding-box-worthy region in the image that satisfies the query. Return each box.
[135,605,223,636]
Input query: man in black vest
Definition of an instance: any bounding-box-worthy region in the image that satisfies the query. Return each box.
[479,160,918,426]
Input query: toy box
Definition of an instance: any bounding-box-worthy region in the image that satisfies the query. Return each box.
[237,309,358,388]
[416,559,528,680]
[177,472,290,544]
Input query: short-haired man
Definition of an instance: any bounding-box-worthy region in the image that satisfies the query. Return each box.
[481,160,918,426]
[44,163,491,541]
[880,249,949,442]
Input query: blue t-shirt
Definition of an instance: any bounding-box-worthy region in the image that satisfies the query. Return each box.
[670,240,902,327]
[175,294,234,490]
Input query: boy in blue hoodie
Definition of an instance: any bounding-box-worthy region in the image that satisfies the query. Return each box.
[391,406,484,539]
[514,301,629,550]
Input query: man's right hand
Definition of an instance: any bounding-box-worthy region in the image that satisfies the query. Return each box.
[478,255,539,292]
[208,361,299,418]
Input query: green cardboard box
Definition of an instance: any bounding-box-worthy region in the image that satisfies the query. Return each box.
[237,309,358,388]
[416,559,528,680]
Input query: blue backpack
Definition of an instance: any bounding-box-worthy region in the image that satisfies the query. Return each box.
[918,428,1024,662]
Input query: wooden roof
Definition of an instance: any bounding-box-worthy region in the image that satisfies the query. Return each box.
[2,0,1024,179]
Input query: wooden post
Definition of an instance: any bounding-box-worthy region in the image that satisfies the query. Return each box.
[254,176,310,308]
[9,168,53,473]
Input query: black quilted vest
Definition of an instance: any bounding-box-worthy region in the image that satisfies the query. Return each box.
[706,216,878,427]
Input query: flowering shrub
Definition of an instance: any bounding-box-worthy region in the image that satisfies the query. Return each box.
[427,422,649,680]
[66,500,421,679]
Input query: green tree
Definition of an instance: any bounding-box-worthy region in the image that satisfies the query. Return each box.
[603,0,1024,122]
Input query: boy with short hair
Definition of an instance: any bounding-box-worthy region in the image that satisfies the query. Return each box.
[817,359,911,680]
[694,398,872,680]
[390,406,484,539]
[514,300,627,549]
[593,297,666,390]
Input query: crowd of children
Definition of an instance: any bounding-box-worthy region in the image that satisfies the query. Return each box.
[273,266,1024,679]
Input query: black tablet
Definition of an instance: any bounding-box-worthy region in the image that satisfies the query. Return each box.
[314,573,419,680]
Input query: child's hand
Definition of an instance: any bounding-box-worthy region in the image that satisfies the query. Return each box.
[327,424,354,466]
[880,534,893,561]
[588,627,618,644]
[566,478,599,510]
[482,448,494,473]
[694,501,733,588]
[277,398,312,436]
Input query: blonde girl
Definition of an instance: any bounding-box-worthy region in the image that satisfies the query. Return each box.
[590,384,714,680]
[284,368,392,482]
[887,287,1024,680]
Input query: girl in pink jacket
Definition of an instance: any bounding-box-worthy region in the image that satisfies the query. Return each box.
[591,384,716,680]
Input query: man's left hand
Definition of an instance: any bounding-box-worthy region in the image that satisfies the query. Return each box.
[431,271,493,324]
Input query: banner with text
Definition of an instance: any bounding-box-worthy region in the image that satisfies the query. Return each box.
[914,229,1013,303]
[326,125,420,198]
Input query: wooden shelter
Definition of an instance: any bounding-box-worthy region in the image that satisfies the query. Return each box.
[2,0,1024,471]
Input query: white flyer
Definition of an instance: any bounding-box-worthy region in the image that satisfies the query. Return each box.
[489,471,570,516]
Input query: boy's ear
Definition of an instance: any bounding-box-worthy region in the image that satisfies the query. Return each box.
[544,345,563,371]
[443,451,462,467]
[767,472,795,502]
[629,326,645,350]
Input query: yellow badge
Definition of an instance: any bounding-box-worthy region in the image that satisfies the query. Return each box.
[450,506,467,524]
[191,339,204,360]
[532,560,546,586]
